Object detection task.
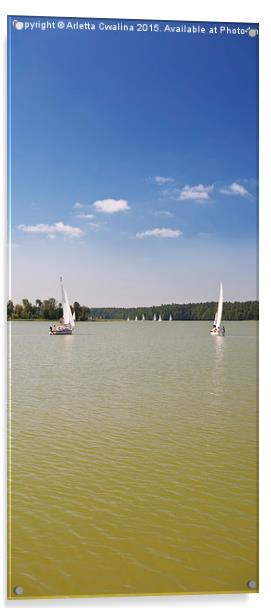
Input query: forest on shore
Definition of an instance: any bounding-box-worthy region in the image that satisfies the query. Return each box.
[7,298,259,321]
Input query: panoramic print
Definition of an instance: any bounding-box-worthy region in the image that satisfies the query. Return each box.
[8,15,258,598]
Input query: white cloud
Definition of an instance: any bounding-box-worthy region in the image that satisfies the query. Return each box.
[178,184,214,201]
[87,222,101,230]
[76,213,96,219]
[136,227,182,239]
[154,176,174,185]
[73,202,85,209]
[157,210,173,217]
[159,187,180,200]
[220,182,251,197]
[17,221,83,238]
[93,198,130,214]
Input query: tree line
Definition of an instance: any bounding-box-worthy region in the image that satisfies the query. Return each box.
[7,298,90,321]
[7,298,259,321]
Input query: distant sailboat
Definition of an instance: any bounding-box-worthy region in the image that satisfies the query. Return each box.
[169,314,173,321]
[127,316,130,321]
[142,314,145,321]
[49,277,75,335]
[210,283,225,336]
[158,314,162,322]
[153,313,157,321]
[135,316,138,321]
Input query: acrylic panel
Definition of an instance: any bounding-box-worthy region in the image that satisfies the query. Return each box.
[7,15,259,599]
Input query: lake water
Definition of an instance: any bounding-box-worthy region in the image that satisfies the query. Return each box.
[8,321,258,598]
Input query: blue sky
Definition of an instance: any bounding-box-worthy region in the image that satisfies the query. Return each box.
[8,17,258,306]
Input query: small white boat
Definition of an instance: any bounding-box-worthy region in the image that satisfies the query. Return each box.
[169,314,173,321]
[50,277,75,335]
[135,316,138,321]
[158,314,162,322]
[127,316,130,321]
[153,313,157,321]
[210,283,225,336]
[142,314,145,321]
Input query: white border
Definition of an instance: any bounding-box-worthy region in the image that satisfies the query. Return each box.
[1,1,270,614]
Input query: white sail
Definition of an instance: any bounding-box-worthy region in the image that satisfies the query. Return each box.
[69,310,75,329]
[135,316,138,321]
[142,314,145,321]
[73,311,76,321]
[216,283,223,329]
[153,314,156,321]
[60,277,75,328]
[158,314,162,322]
[169,314,173,321]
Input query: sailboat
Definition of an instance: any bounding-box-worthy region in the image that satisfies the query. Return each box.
[210,283,225,336]
[49,277,75,335]
[142,314,145,321]
[135,315,138,321]
[169,314,173,321]
[127,316,130,321]
[153,313,157,321]
[158,314,162,322]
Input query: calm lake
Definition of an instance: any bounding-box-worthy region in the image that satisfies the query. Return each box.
[8,321,258,598]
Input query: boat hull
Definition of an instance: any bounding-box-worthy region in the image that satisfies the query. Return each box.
[50,328,73,335]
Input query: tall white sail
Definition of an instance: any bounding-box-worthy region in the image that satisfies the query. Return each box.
[153,314,156,321]
[216,283,223,329]
[60,277,75,328]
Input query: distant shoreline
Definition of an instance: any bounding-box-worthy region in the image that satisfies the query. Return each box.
[7,299,259,322]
